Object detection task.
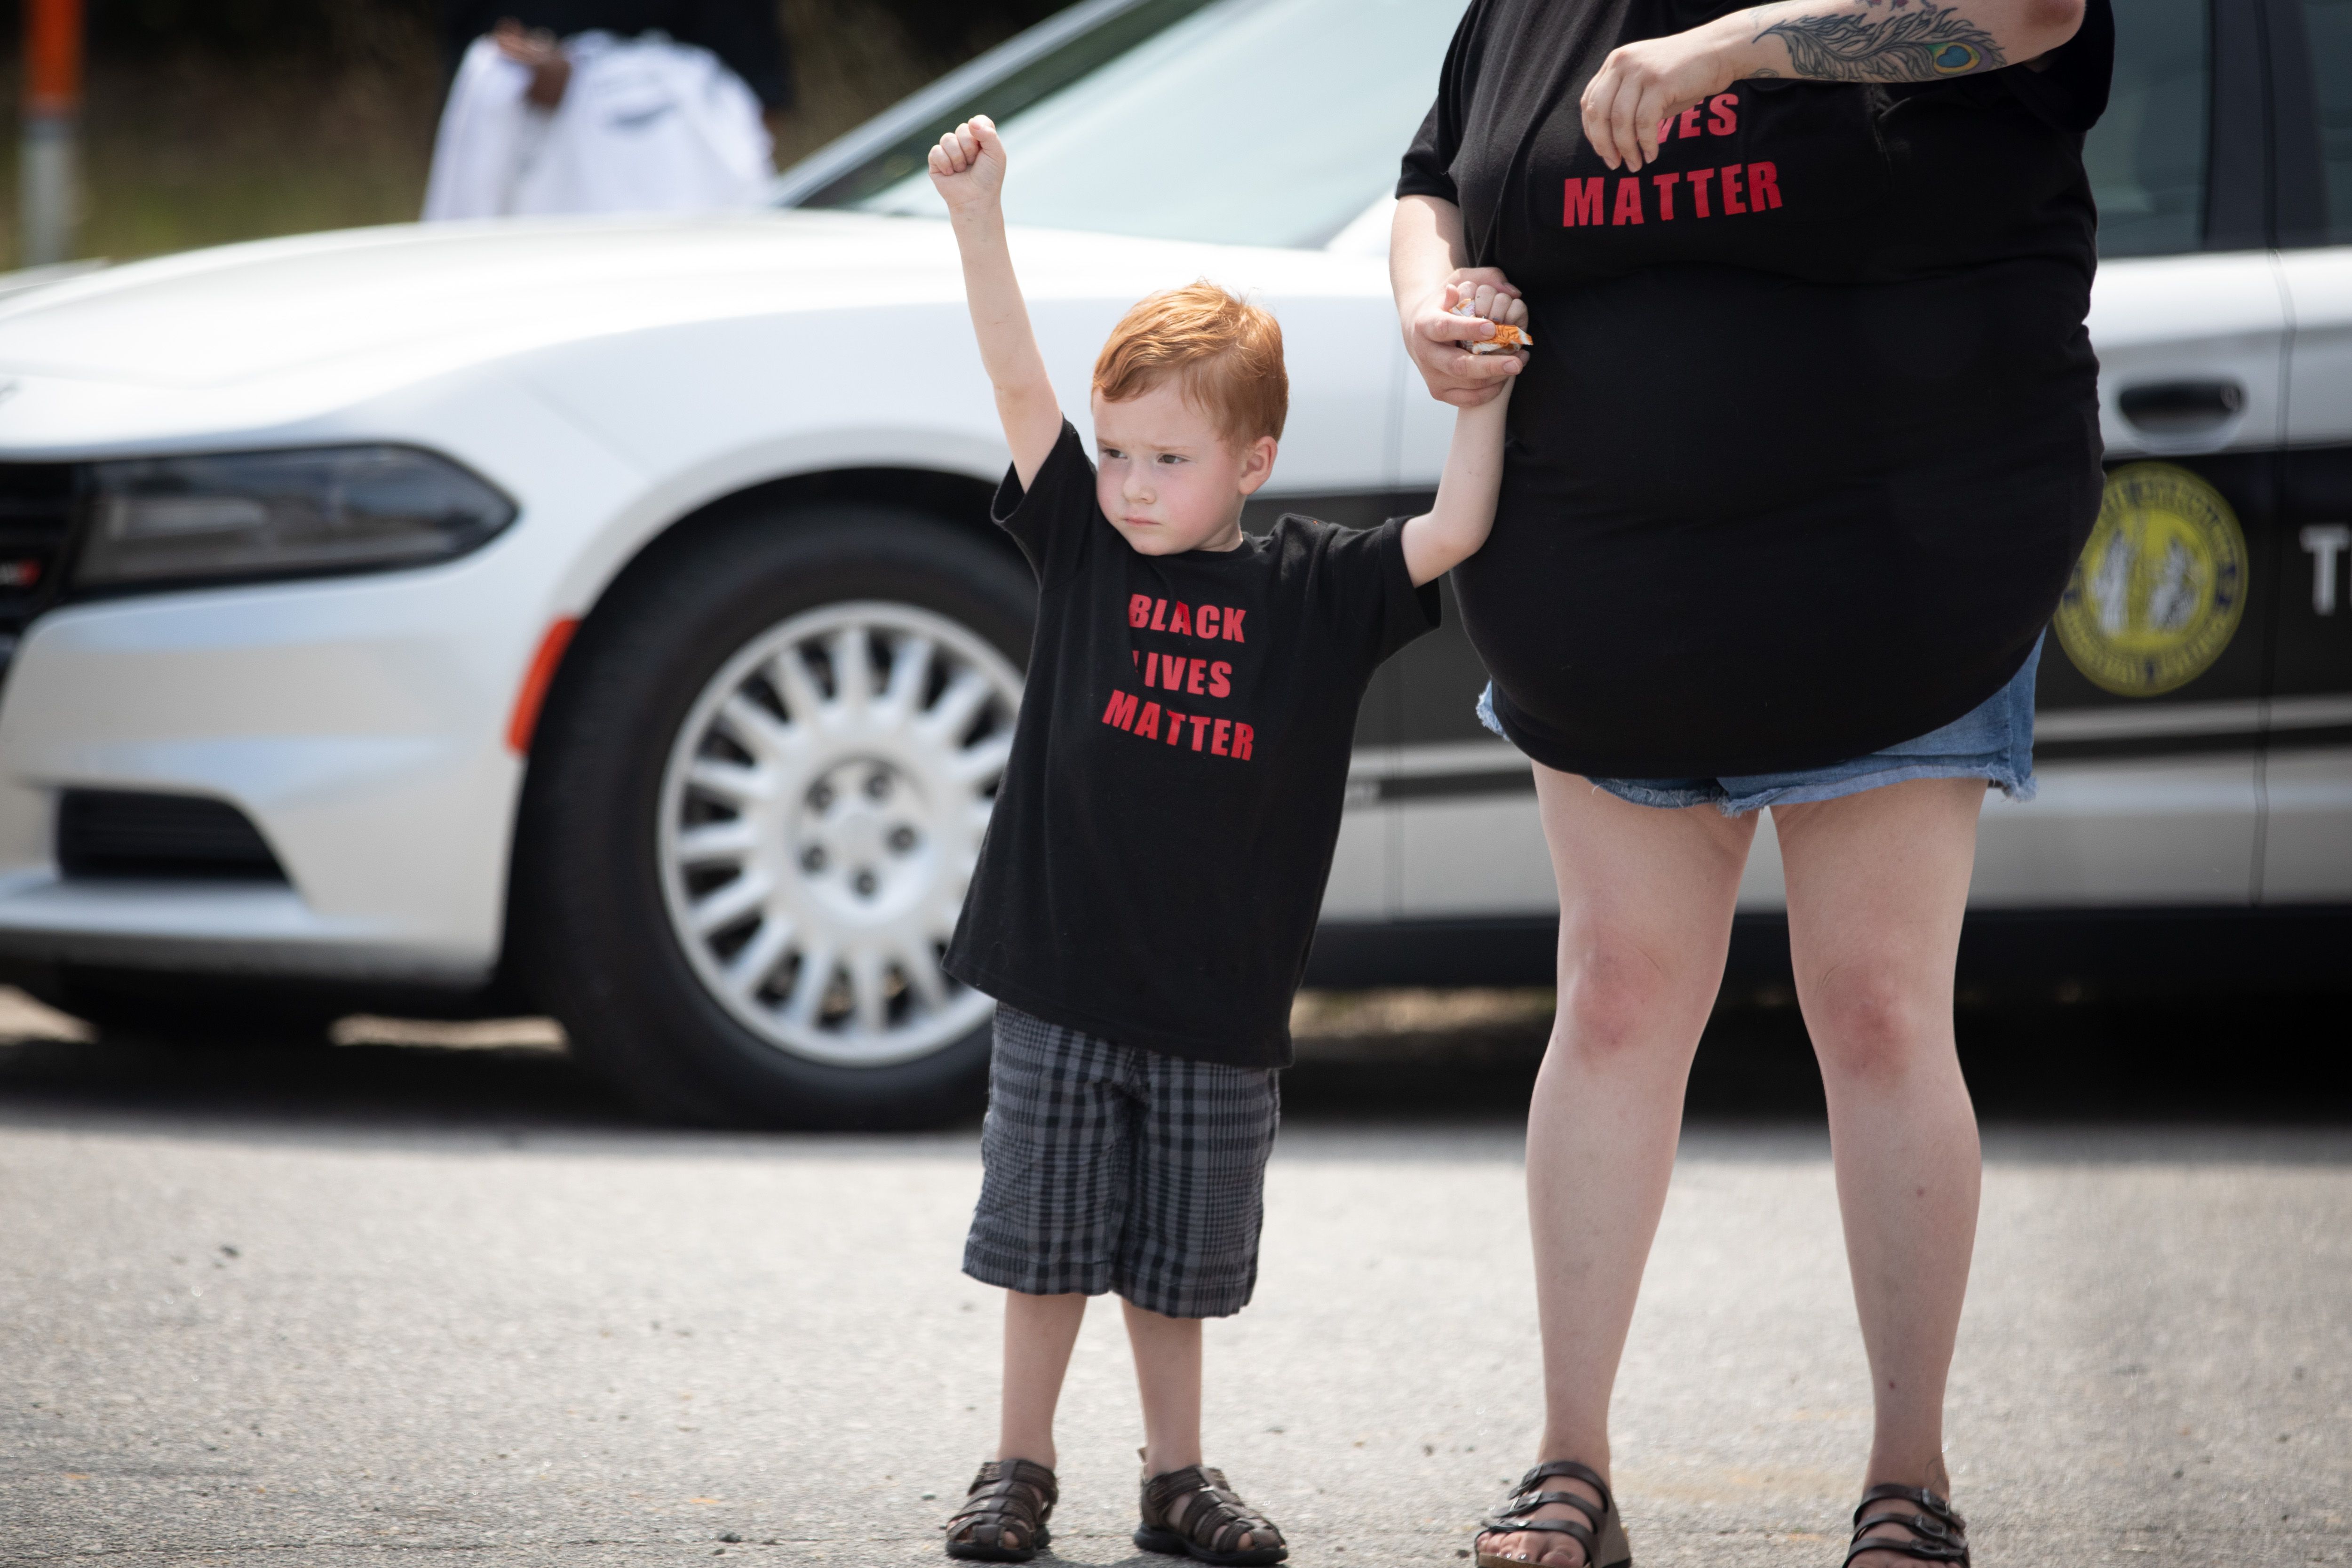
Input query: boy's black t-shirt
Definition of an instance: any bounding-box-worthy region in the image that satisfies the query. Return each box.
[941,422,1440,1069]
[1391,0,2115,777]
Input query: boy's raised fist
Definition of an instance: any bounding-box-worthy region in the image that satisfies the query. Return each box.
[928,116,1007,214]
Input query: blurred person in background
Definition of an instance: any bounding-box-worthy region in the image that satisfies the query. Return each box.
[425,1,794,220]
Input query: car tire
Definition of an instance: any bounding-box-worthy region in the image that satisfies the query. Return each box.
[516,503,1033,1129]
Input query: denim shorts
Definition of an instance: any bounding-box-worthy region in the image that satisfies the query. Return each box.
[1476,635,2042,818]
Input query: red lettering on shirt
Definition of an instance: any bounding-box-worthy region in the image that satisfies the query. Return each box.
[1130,649,1138,669]
[1748,161,1783,209]
[1612,178,1644,225]
[1232,723,1254,761]
[1161,708,1186,744]
[1652,171,1681,220]
[1133,700,1160,740]
[1221,609,1245,642]
[1101,690,1138,730]
[1564,176,1604,227]
[1688,167,1715,217]
[1170,602,1192,636]
[1655,114,1675,143]
[1186,658,1207,696]
[1197,605,1218,638]
[1208,661,1232,699]
[1143,651,1160,688]
[1188,715,1211,751]
[1128,594,1152,628]
[1721,163,1747,215]
[1150,598,1168,631]
[1707,93,1739,135]
[1212,718,1232,756]
[1677,104,1703,139]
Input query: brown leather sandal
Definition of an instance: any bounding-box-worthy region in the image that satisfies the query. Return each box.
[1843,1484,1968,1566]
[1475,1459,1631,1568]
[943,1457,1056,1562]
[1134,1463,1288,1565]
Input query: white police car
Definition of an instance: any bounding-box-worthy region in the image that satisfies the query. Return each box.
[0,0,2341,1125]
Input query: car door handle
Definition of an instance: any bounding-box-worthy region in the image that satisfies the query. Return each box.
[2118,380,2245,434]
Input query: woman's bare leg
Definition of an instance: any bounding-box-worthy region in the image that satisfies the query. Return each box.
[1483,768,1756,1568]
[1772,777,1986,1565]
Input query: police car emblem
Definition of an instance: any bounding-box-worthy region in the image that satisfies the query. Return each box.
[2055,462,2247,697]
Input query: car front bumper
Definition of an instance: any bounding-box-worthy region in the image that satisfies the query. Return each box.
[0,560,548,987]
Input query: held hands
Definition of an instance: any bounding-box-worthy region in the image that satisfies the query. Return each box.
[928,115,1009,217]
[1448,279,1531,361]
[1398,281,1521,586]
[1406,268,1526,409]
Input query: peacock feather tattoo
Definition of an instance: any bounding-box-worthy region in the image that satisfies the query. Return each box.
[1754,0,2007,80]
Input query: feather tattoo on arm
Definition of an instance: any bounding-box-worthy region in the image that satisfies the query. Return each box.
[1752,0,2007,80]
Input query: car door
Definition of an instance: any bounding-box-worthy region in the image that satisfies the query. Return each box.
[1958,0,2283,911]
[2258,0,2352,901]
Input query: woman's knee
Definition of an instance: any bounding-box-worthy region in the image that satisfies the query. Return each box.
[1554,929,1696,1062]
[1802,961,1948,1087]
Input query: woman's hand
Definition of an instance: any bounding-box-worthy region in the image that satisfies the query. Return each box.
[1404,267,1526,407]
[1580,24,1742,172]
[1391,194,1526,407]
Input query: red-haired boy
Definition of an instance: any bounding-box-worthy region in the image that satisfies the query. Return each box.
[927,116,1524,1565]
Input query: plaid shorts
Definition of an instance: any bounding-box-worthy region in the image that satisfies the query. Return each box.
[962,1006,1280,1320]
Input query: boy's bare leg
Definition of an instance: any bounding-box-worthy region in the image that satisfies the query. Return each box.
[999,1290,1088,1467]
[1124,1300,1276,1552]
[1120,1298,1204,1473]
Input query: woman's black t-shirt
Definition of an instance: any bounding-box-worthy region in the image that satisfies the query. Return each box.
[1398,0,2114,777]
[941,423,1439,1068]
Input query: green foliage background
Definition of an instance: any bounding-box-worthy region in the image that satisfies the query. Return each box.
[0,0,1065,263]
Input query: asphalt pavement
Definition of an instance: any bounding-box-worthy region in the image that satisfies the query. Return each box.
[1,989,2347,1567]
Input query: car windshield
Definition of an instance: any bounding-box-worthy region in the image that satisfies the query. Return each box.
[817,0,1471,250]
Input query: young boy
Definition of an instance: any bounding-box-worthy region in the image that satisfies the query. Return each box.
[927,115,1525,1565]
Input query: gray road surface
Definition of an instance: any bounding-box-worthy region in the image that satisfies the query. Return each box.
[0,1008,2346,1567]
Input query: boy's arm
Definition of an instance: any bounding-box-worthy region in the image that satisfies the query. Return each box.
[1399,284,1524,587]
[929,117,1063,490]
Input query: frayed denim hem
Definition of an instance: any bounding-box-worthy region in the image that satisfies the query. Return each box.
[1588,762,2036,817]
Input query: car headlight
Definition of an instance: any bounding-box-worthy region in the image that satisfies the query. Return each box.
[72,445,518,593]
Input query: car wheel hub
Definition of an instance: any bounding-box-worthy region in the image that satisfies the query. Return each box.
[657,601,1020,1068]
[795,757,931,920]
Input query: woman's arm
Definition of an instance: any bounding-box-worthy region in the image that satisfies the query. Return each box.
[1581,0,2087,171]
[1392,194,1526,409]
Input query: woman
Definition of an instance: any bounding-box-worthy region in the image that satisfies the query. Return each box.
[1388,0,2111,1563]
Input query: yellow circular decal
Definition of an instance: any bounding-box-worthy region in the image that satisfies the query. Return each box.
[2054,462,2247,696]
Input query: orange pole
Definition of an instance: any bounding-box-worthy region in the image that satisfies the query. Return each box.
[25,0,84,118]
[19,0,82,266]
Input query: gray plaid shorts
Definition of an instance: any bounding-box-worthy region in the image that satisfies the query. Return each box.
[962,1005,1280,1320]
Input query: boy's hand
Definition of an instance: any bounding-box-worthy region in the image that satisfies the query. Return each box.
[928,116,1008,217]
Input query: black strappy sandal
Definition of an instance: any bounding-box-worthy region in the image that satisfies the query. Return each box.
[1134,1463,1288,1566]
[1843,1483,1969,1566]
[943,1457,1056,1562]
[1475,1459,1631,1568]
